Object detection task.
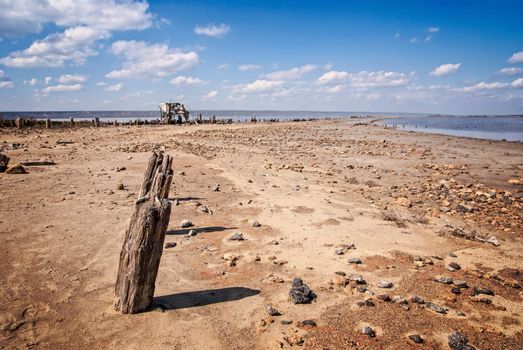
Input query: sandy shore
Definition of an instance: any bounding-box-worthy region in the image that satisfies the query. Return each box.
[1,118,522,349]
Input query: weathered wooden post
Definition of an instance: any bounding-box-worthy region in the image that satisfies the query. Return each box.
[95,117,100,128]
[15,117,24,129]
[114,152,173,314]
[45,118,51,129]
[70,117,74,127]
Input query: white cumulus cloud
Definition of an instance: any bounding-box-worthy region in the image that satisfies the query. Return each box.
[349,71,409,88]
[42,84,82,93]
[265,64,317,80]
[194,23,230,38]
[106,40,200,79]
[508,51,523,64]
[0,70,14,89]
[24,78,38,86]
[169,76,206,86]
[428,27,440,33]
[499,67,522,75]
[317,70,349,85]
[430,63,461,76]
[238,64,261,71]
[57,74,88,84]
[512,78,523,88]
[456,81,509,93]
[202,90,218,100]
[105,83,124,92]
[239,79,284,93]
[0,0,152,68]
[0,0,152,37]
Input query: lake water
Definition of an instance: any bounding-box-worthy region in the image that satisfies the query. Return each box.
[381,115,523,142]
[1,110,521,142]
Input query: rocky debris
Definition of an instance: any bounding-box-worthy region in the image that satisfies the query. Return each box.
[281,320,293,325]
[348,274,366,284]
[471,287,494,296]
[438,225,501,247]
[270,240,279,245]
[396,196,412,207]
[449,252,458,258]
[5,164,26,174]
[188,229,197,236]
[377,294,391,302]
[361,326,376,337]
[301,319,317,327]
[451,287,461,294]
[453,280,468,288]
[409,334,424,344]
[223,253,239,267]
[289,278,316,304]
[164,242,177,249]
[199,205,213,214]
[335,242,355,255]
[266,305,281,316]
[252,220,261,227]
[335,271,346,276]
[348,257,363,264]
[116,182,125,190]
[212,184,220,192]
[0,153,10,172]
[181,220,193,228]
[254,255,261,262]
[426,302,447,314]
[447,262,461,271]
[410,294,425,304]
[420,178,522,234]
[229,232,245,241]
[377,280,393,288]
[435,276,453,284]
[331,276,348,287]
[448,332,476,350]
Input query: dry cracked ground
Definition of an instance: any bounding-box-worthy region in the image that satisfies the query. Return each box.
[1,118,522,349]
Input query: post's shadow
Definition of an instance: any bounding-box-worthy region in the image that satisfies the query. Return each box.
[169,196,206,202]
[151,287,260,311]
[166,226,236,235]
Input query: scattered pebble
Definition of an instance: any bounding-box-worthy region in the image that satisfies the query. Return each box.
[266,305,280,316]
[229,232,245,241]
[289,278,316,304]
[348,257,362,264]
[435,276,453,284]
[252,220,261,227]
[188,229,197,236]
[426,302,447,314]
[378,280,393,288]
[181,219,193,228]
[409,334,424,344]
[361,326,375,337]
[164,242,177,249]
[448,332,475,350]
[301,319,316,327]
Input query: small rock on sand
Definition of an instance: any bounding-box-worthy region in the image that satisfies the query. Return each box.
[408,334,423,344]
[181,220,193,228]
[289,278,316,304]
[348,257,362,264]
[164,242,177,249]
[378,280,393,288]
[252,220,261,227]
[229,232,245,241]
[361,326,375,337]
[426,302,447,314]
[266,305,280,316]
[116,183,124,190]
[448,332,475,350]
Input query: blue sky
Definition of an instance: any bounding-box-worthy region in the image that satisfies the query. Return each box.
[0,0,522,114]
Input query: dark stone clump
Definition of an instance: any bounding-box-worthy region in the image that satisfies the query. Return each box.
[448,332,476,350]
[289,278,316,304]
